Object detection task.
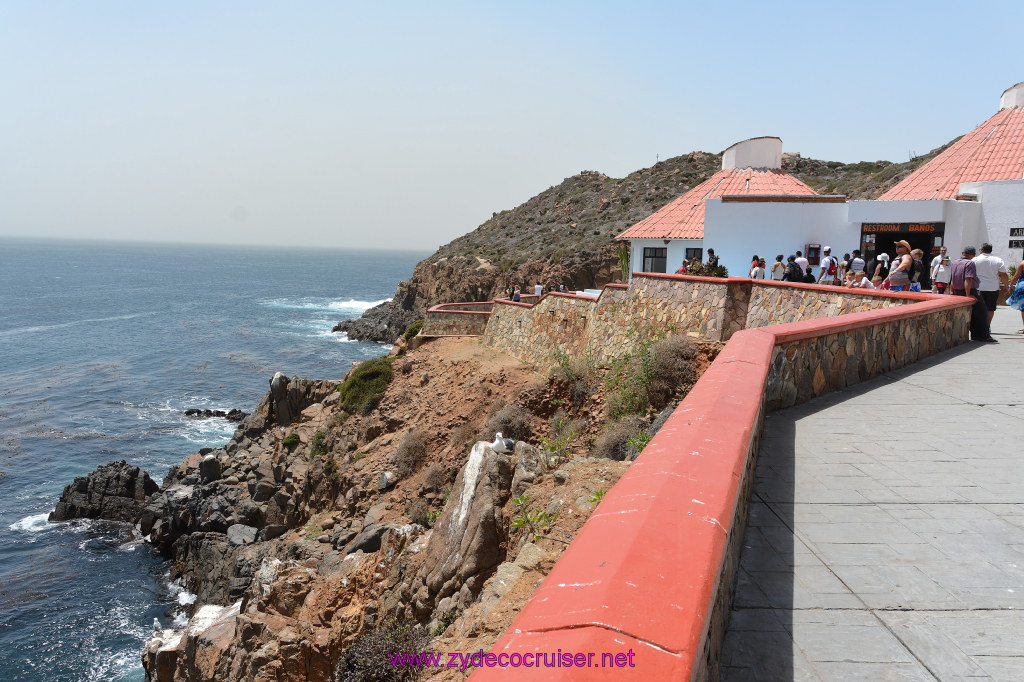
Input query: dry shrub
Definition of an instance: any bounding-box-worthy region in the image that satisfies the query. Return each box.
[336,620,430,682]
[592,416,648,461]
[481,404,532,442]
[392,429,429,478]
[551,351,598,408]
[448,422,477,448]
[406,499,430,526]
[647,335,699,409]
[421,463,447,493]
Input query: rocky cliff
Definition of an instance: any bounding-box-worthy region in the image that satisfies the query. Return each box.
[49,336,633,681]
[336,143,955,343]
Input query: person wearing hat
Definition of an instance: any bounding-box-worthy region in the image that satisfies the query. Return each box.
[817,246,840,285]
[951,245,997,343]
[884,240,914,292]
[866,252,890,284]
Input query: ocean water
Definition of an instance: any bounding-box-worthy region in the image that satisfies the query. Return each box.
[0,238,426,681]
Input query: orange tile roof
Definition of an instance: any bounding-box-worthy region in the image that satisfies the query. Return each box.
[616,168,817,240]
[881,106,1024,200]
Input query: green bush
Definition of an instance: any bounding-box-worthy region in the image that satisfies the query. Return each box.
[310,430,328,458]
[403,319,424,340]
[323,457,339,485]
[282,433,299,448]
[337,356,394,415]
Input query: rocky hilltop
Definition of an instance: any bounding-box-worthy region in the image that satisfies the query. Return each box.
[337,142,955,343]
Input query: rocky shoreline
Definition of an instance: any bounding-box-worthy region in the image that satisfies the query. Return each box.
[50,337,631,681]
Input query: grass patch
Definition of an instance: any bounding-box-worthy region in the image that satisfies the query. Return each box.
[337,356,394,415]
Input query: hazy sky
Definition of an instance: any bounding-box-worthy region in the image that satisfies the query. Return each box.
[2,1,1022,251]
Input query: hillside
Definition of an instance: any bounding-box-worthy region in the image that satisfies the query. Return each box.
[337,140,955,343]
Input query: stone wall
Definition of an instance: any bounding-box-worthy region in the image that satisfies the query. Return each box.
[422,303,493,336]
[483,277,734,366]
[441,276,969,372]
[482,295,592,362]
[765,301,972,410]
[745,281,914,329]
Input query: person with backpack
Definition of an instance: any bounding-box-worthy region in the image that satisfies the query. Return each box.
[783,255,802,282]
[817,246,840,285]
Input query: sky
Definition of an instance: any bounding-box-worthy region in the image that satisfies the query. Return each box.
[2,1,1023,251]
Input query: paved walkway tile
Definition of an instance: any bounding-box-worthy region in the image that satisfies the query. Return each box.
[722,308,1024,681]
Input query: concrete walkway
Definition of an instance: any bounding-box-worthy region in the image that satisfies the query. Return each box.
[722,306,1024,681]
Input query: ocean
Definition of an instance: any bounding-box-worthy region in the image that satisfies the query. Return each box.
[0,238,426,681]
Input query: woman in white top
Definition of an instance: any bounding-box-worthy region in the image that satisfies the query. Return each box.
[931,256,952,294]
[770,254,785,281]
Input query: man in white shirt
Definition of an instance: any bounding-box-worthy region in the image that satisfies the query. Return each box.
[795,250,809,278]
[534,282,544,298]
[817,246,838,284]
[972,243,1009,324]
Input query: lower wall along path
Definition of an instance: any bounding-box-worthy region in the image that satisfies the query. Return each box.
[466,282,972,681]
[424,273,941,370]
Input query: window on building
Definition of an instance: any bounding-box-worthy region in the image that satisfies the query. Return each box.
[642,247,667,273]
[685,248,703,261]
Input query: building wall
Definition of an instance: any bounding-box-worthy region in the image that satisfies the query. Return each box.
[703,199,853,278]
[960,179,1024,264]
[628,239,704,281]
[847,198,986,258]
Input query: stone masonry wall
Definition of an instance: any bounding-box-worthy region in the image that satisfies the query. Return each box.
[765,304,972,410]
[483,278,734,366]
[453,276,972,372]
[421,311,490,336]
[746,282,912,329]
[482,296,591,363]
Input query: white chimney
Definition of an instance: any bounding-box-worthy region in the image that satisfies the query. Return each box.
[721,137,783,170]
[1000,81,1024,109]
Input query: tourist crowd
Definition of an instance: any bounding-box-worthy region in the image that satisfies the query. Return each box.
[680,242,1024,343]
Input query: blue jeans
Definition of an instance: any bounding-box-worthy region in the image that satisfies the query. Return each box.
[890,284,908,292]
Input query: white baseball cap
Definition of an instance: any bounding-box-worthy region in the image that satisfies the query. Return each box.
[823,246,831,252]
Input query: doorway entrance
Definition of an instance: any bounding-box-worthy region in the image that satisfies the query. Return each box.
[861,222,945,288]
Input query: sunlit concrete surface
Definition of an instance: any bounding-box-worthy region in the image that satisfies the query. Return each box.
[723,307,1024,681]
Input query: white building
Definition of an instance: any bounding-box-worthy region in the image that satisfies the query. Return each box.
[616,136,837,279]
[617,82,1024,279]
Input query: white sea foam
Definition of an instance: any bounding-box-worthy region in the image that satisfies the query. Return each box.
[9,513,53,533]
[0,312,155,339]
[168,578,197,606]
[259,297,389,313]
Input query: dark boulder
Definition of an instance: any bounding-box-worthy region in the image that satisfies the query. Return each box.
[49,460,158,523]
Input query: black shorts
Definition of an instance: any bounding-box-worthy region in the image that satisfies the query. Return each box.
[980,290,998,311]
